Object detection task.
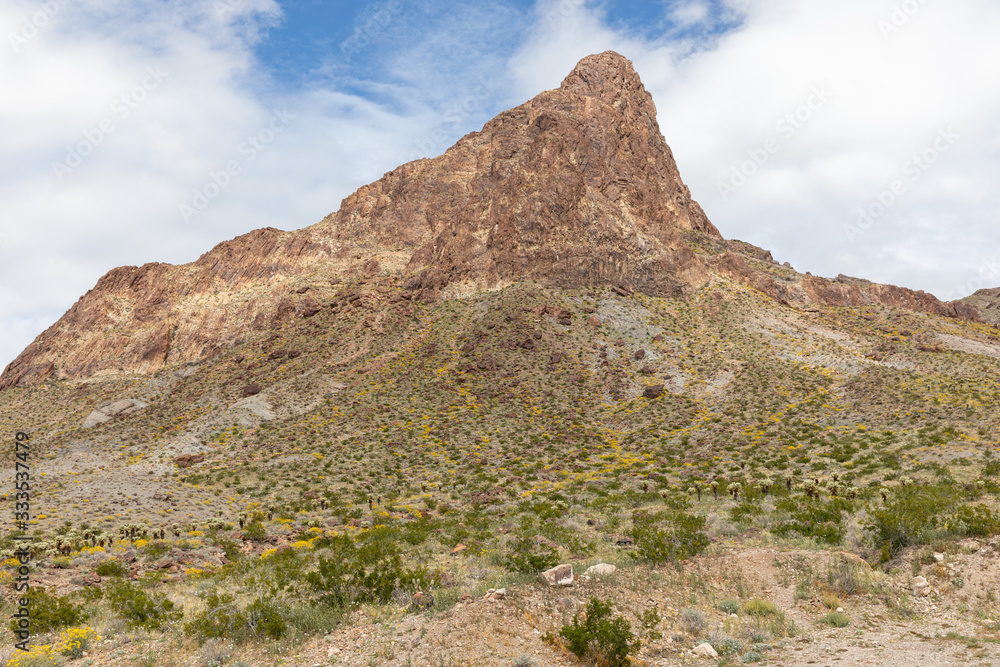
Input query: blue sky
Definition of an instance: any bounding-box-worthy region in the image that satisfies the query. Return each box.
[1,0,999,372]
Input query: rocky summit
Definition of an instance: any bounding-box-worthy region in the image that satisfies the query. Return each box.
[0,51,978,389]
[2,52,1000,667]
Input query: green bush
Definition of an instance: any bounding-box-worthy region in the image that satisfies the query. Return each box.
[773,496,852,545]
[630,509,709,566]
[718,599,741,615]
[185,593,288,642]
[743,598,779,617]
[104,580,181,630]
[865,483,955,560]
[143,541,170,559]
[730,500,764,524]
[559,597,640,667]
[947,504,1000,537]
[504,534,559,574]
[307,528,434,608]
[95,559,129,577]
[7,587,89,635]
[820,611,850,627]
[242,520,267,542]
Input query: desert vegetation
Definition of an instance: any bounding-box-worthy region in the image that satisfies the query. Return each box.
[2,278,1000,665]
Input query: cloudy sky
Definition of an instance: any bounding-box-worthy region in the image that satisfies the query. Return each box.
[2,0,999,370]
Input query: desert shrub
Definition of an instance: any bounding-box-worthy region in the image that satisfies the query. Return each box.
[638,607,662,641]
[197,637,232,666]
[242,520,267,542]
[947,504,1000,537]
[3,646,60,667]
[95,558,129,577]
[504,533,559,574]
[729,500,764,524]
[104,580,181,630]
[743,599,778,617]
[8,587,89,635]
[719,598,741,615]
[825,558,874,596]
[820,611,850,627]
[54,626,98,659]
[559,597,640,667]
[185,593,287,642]
[773,496,852,545]
[630,509,709,566]
[679,608,706,635]
[865,483,956,560]
[709,634,743,656]
[143,540,170,559]
[306,528,435,608]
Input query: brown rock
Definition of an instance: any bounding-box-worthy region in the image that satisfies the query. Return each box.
[643,384,664,399]
[173,454,205,468]
[241,382,262,397]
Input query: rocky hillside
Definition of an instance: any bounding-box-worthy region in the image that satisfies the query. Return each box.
[962,287,1000,325]
[0,52,979,390]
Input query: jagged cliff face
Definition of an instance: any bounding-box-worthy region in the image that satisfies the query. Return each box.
[323,51,719,301]
[0,51,981,389]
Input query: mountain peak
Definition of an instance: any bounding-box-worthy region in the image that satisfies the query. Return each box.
[0,53,981,389]
[560,51,647,104]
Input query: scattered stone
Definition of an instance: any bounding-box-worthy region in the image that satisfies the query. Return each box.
[483,588,506,601]
[584,563,617,577]
[910,576,931,597]
[690,643,719,658]
[634,349,645,360]
[933,552,944,562]
[542,564,574,586]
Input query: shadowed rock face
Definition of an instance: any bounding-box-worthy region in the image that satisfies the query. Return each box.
[0,51,981,389]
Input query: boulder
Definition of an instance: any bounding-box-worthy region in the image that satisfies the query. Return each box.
[643,384,664,399]
[542,564,574,586]
[584,563,617,577]
[910,576,931,597]
[173,454,205,468]
[82,398,147,428]
[690,643,719,658]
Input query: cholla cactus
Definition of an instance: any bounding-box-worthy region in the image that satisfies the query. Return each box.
[710,480,720,499]
[727,482,741,501]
